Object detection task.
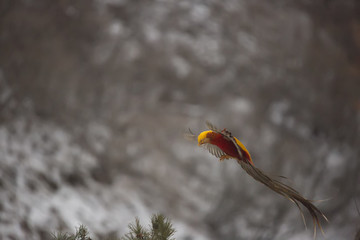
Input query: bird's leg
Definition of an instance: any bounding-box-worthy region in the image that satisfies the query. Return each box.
[219,155,231,161]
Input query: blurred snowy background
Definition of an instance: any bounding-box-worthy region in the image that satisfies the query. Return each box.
[0,0,360,239]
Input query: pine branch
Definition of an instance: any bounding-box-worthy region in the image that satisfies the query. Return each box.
[122,217,150,240]
[51,214,176,240]
[150,214,175,240]
[52,225,92,240]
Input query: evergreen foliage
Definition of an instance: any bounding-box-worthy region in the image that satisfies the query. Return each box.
[51,214,176,240]
[52,225,91,240]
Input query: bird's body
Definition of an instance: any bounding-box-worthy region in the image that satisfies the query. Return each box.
[185,121,328,238]
[197,130,253,164]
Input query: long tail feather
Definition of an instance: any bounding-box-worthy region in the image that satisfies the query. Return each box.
[238,160,328,238]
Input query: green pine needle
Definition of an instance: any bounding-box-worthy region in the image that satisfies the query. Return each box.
[150,214,176,240]
[51,214,176,240]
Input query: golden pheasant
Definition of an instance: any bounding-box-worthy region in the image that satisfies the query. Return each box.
[185,121,328,238]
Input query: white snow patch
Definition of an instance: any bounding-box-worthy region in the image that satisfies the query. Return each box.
[86,122,112,154]
[194,36,224,66]
[172,56,190,78]
[173,221,209,240]
[230,98,253,114]
[238,31,258,54]
[144,24,161,43]
[287,232,312,240]
[126,142,141,157]
[108,21,124,36]
[190,4,210,22]
[269,100,290,125]
[26,178,152,236]
[233,217,253,238]
[326,150,343,169]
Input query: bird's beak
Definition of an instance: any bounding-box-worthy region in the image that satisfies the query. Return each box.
[198,138,210,146]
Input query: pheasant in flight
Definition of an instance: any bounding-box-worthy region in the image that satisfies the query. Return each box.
[185,121,328,238]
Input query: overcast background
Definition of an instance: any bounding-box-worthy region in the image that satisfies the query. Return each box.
[0,0,360,239]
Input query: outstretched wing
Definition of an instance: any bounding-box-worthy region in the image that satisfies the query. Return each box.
[184,124,228,159]
[183,128,197,142]
[201,143,227,158]
[205,120,219,132]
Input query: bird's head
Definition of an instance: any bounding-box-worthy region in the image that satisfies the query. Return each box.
[197,130,215,146]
